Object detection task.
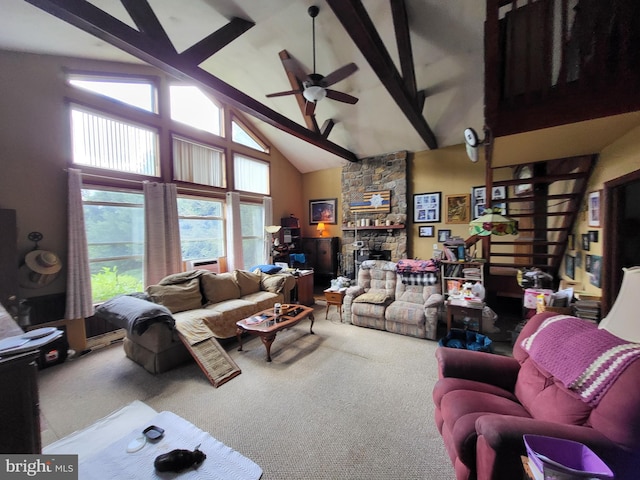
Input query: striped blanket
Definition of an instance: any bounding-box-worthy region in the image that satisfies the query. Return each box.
[396,259,439,285]
[522,315,640,406]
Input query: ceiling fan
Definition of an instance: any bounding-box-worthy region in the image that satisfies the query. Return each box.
[266,5,359,116]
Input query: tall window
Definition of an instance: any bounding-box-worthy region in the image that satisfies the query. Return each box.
[170,85,221,135]
[240,202,265,268]
[177,197,225,262]
[70,105,159,176]
[172,135,225,187]
[82,188,144,302]
[234,154,269,195]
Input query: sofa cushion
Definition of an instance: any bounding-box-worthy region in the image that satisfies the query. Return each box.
[201,272,240,304]
[146,278,203,313]
[515,358,592,425]
[398,290,425,304]
[385,301,425,326]
[258,272,288,294]
[234,269,262,296]
[353,291,390,304]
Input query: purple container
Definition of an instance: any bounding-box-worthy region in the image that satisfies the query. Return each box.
[523,435,614,479]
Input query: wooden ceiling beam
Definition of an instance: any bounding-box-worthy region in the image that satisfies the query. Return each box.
[24,0,358,162]
[326,0,437,149]
[390,0,417,99]
[120,0,175,54]
[181,17,255,66]
[278,50,318,132]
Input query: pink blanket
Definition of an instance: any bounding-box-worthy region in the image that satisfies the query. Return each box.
[522,315,640,406]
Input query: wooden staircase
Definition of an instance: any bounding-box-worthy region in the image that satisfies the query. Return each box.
[479,154,597,298]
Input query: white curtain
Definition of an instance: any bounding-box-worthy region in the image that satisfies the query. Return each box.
[65,168,94,320]
[225,191,243,271]
[263,196,273,264]
[144,182,182,286]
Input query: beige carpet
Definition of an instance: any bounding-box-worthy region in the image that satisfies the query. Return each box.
[38,305,454,479]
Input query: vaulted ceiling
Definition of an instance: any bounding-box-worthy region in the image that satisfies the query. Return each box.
[0,0,485,172]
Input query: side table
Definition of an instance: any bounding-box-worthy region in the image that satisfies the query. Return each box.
[446,298,485,334]
[324,288,346,321]
[293,270,314,306]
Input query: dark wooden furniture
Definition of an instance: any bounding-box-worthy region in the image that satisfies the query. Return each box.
[0,209,18,310]
[0,350,41,453]
[293,270,314,306]
[324,289,346,321]
[236,304,315,362]
[301,237,339,284]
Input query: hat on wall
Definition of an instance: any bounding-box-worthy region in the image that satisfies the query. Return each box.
[24,250,62,275]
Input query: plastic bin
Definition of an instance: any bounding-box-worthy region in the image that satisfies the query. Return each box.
[438,328,492,352]
[523,434,613,479]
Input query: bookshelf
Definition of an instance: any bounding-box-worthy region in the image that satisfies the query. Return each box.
[441,261,484,298]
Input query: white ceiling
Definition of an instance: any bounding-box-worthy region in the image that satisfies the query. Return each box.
[0,0,485,173]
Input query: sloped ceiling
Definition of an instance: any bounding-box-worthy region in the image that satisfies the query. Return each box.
[0,0,485,172]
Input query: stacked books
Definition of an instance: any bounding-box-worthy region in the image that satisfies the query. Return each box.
[462,267,482,281]
[573,299,601,322]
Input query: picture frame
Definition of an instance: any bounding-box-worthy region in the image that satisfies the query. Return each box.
[445,194,470,224]
[589,254,603,288]
[575,251,582,268]
[565,254,575,280]
[585,254,592,273]
[567,234,575,251]
[471,186,486,220]
[582,233,590,251]
[588,230,599,243]
[491,186,507,200]
[492,201,508,215]
[588,190,602,227]
[309,198,337,224]
[419,225,434,237]
[438,229,451,242]
[413,192,441,223]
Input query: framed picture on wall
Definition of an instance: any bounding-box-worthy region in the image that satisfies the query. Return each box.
[419,225,434,237]
[565,254,575,280]
[413,192,441,223]
[438,229,451,242]
[471,186,486,220]
[582,233,590,251]
[588,190,602,227]
[445,194,470,224]
[309,198,337,224]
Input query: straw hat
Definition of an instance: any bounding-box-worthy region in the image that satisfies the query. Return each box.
[24,250,62,275]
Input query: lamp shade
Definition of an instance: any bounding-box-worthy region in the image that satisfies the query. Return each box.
[469,208,518,236]
[316,222,325,231]
[265,225,281,234]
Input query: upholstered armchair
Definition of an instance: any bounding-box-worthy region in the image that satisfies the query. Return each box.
[385,273,443,340]
[343,260,397,329]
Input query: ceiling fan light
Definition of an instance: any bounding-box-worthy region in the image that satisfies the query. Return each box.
[303,85,326,102]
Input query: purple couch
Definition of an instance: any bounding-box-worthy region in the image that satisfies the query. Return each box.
[433,311,640,480]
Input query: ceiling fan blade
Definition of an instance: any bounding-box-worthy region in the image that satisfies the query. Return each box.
[266,89,302,98]
[323,63,358,87]
[304,100,316,116]
[325,89,359,104]
[282,58,310,84]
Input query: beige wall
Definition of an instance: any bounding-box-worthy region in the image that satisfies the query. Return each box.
[301,167,343,239]
[0,49,303,299]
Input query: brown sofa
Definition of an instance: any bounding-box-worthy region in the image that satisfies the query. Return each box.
[123,269,296,373]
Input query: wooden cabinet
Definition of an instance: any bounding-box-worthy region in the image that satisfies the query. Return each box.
[302,237,339,281]
[293,270,314,306]
[0,350,41,453]
[0,209,18,309]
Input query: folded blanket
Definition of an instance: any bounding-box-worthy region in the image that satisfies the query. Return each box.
[95,295,175,336]
[522,315,640,406]
[396,258,439,274]
[401,272,438,286]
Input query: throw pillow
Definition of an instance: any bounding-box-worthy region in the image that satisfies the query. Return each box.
[146,278,203,313]
[200,272,240,304]
[95,295,175,335]
[353,291,390,304]
[259,272,287,293]
[234,269,262,296]
[250,264,282,274]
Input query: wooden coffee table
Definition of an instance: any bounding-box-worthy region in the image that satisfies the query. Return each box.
[236,304,315,362]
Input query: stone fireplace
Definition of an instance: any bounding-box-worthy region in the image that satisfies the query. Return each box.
[341,151,408,278]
